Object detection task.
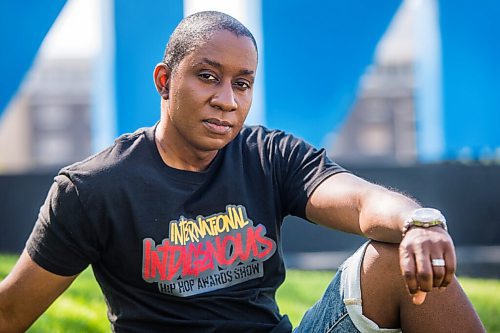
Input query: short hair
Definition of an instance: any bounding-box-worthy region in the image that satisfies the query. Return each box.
[163,11,258,71]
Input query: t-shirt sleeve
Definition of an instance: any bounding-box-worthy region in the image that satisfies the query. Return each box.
[273,132,349,219]
[26,175,100,276]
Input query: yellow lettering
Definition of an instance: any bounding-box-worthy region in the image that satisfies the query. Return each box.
[181,220,189,245]
[216,215,227,233]
[226,209,237,229]
[187,220,200,243]
[196,217,209,238]
[168,206,251,245]
[170,222,182,245]
[234,207,249,228]
[206,217,217,236]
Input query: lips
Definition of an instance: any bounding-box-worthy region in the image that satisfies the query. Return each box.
[202,118,233,135]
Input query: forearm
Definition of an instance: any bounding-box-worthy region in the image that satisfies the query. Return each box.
[0,289,26,333]
[308,173,460,308]
[306,173,420,242]
[0,304,7,333]
[0,315,25,333]
[0,251,77,333]
[358,184,420,243]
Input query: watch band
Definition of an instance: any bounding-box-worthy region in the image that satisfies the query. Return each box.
[402,208,448,237]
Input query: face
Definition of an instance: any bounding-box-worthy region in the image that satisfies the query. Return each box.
[156,30,258,155]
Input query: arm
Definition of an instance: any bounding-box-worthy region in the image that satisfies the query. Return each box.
[0,250,77,333]
[306,172,456,304]
[306,172,419,240]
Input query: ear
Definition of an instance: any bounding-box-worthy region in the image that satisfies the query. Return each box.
[153,63,171,99]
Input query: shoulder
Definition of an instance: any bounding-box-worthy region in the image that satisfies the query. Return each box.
[59,126,153,186]
[237,125,321,160]
[237,125,304,150]
[239,125,290,139]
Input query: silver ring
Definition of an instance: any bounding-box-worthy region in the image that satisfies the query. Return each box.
[431,258,445,267]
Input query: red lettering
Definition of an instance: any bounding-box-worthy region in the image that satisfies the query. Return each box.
[190,242,215,276]
[166,242,184,280]
[232,233,244,262]
[143,239,152,279]
[182,243,196,277]
[151,242,168,280]
[254,225,275,259]
[215,235,239,266]
[142,225,276,283]
[241,226,259,261]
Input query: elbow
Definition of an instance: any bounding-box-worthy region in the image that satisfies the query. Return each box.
[360,223,401,243]
[359,223,380,239]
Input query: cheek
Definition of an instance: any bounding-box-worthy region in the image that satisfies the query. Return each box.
[238,97,252,118]
[170,87,195,115]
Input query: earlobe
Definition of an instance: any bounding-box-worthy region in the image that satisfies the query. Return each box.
[153,63,170,99]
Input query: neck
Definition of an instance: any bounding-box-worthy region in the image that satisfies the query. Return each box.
[155,120,218,172]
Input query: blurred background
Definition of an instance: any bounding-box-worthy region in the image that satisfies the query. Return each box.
[0,0,499,277]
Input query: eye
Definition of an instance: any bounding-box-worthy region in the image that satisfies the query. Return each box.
[233,80,251,91]
[198,72,218,82]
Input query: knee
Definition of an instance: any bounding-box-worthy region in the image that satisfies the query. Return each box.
[361,241,405,293]
[359,241,405,328]
[363,241,400,274]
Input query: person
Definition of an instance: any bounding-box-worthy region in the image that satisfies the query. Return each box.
[0,11,485,333]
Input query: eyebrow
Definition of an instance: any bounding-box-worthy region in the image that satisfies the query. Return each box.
[196,57,255,76]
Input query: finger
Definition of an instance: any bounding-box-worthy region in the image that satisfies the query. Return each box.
[441,246,457,289]
[399,245,418,294]
[431,255,446,288]
[415,248,433,292]
[412,290,427,305]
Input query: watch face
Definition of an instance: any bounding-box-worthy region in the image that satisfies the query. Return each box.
[412,208,443,223]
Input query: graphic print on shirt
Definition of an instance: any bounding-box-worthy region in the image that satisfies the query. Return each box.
[142,204,277,297]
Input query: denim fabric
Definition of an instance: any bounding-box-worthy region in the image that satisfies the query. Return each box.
[293,267,360,333]
[292,241,401,333]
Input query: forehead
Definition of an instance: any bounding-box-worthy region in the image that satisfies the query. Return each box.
[180,30,257,73]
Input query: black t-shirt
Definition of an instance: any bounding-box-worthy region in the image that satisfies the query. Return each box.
[27,125,347,332]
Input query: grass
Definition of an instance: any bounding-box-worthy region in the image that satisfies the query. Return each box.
[277,271,500,332]
[1,254,499,332]
[459,277,500,332]
[0,254,108,333]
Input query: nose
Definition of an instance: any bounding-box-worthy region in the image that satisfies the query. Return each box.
[210,81,237,112]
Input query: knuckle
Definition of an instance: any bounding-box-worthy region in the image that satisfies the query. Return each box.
[420,284,432,292]
[433,271,445,280]
[417,271,432,281]
[399,245,409,256]
[443,274,454,284]
[403,270,415,280]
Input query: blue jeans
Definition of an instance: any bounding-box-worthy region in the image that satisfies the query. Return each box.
[293,242,401,333]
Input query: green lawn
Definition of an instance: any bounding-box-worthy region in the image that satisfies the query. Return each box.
[1,254,499,332]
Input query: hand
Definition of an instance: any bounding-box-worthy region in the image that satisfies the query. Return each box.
[398,226,456,305]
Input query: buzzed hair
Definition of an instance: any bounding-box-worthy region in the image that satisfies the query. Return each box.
[163,11,258,71]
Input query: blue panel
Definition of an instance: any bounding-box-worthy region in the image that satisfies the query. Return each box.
[115,1,183,135]
[413,0,444,163]
[262,1,401,147]
[0,1,67,116]
[440,0,500,159]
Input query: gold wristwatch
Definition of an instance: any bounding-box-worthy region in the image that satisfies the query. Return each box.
[402,208,448,237]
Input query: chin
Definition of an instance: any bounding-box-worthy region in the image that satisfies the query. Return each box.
[205,140,231,151]
[202,131,238,149]
[202,136,234,151]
